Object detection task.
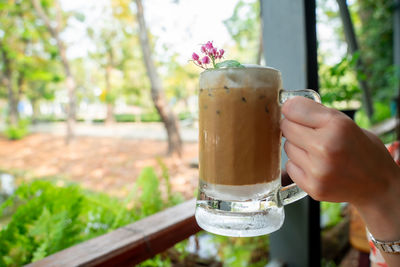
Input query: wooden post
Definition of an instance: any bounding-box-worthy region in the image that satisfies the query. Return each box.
[395,0,400,142]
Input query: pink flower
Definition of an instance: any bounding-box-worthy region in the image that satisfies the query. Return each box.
[201,56,210,64]
[205,41,213,50]
[219,49,224,58]
[190,41,228,69]
[192,52,199,61]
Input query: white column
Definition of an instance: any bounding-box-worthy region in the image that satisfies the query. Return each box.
[262,1,320,266]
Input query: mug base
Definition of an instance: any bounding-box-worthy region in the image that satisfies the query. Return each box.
[195,198,284,237]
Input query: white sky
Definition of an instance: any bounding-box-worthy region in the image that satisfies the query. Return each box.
[60,0,348,65]
[61,0,238,63]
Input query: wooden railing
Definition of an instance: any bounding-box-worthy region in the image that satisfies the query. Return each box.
[27,199,201,267]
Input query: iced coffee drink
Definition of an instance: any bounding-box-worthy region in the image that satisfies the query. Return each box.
[198,66,282,201]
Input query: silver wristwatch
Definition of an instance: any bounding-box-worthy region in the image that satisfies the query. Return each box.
[369,232,400,254]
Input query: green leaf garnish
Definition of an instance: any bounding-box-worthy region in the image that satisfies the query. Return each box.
[215,60,244,69]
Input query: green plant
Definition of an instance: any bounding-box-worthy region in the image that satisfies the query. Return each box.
[0,165,184,266]
[321,258,337,267]
[114,113,136,122]
[0,180,133,266]
[133,167,164,218]
[319,54,362,108]
[3,119,30,140]
[156,158,184,207]
[321,202,344,229]
[140,112,161,122]
[178,111,193,121]
[211,234,269,267]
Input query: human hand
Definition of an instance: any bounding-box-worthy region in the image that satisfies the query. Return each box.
[280,96,400,266]
[280,96,399,206]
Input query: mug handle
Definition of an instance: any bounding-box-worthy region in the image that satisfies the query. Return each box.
[278,89,321,206]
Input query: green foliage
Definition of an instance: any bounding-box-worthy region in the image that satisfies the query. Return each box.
[356,101,394,130]
[114,113,137,122]
[319,53,362,108]
[223,0,261,63]
[114,112,161,123]
[356,0,396,104]
[91,112,190,123]
[3,119,30,140]
[0,0,62,113]
[156,158,184,207]
[163,54,198,106]
[138,255,171,267]
[318,1,398,125]
[380,131,396,145]
[354,109,371,129]
[321,258,337,267]
[215,60,244,69]
[0,165,184,266]
[372,101,391,123]
[0,180,132,266]
[212,234,269,267]
[321,202,343,229]
[134,167,163,218]
[139,112,161,122]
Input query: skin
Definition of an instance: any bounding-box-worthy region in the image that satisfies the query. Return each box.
[280,97,400,266]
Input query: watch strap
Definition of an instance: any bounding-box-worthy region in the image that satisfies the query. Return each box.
[369,232,400,254]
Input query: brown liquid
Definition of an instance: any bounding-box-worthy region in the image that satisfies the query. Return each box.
[199,67,282,186]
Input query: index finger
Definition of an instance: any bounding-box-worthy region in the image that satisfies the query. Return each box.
[281,96,334,128]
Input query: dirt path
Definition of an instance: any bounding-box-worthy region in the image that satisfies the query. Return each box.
[0,134,199,199]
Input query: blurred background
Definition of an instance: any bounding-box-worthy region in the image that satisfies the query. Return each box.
[0,0,398,266]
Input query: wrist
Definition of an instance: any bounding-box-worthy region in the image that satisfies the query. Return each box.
[354,165,400,241]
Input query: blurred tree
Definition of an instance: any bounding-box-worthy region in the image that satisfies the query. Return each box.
[164,54,198,114]
[318,0,396,124]
[223,0,262,64]
[25,59,61,123]
[0,41,18,126]
[32,0,78,144]
[88,27,119,124]
[134,0,182,157]
[86,0,151,123]
[0,0,60,127]
[356,0,396,108]
[337,0,374,118]
[0,1,27,126]
[319,53,362,107]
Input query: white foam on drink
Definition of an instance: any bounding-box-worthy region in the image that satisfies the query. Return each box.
[202,179,280,201]
[200,65,282,90]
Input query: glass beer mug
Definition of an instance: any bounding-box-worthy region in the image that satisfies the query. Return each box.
[195,66,320,237]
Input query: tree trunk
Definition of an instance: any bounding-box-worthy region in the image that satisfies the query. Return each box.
[32,0,77,144]
[106,103,114,124]
[0,44,19,125]
[6,75,19,126]
[134,0,182,157]
[336,0,374,119]
[105,62,114,124]
[30,98,39,124]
